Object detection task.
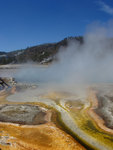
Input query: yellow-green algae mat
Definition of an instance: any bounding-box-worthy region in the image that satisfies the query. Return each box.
[60,99,113,150]
[4,89,113,150]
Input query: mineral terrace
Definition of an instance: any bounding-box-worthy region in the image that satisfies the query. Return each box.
[0,65,113,150]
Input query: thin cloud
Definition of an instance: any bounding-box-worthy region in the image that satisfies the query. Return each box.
[98,1,113,15]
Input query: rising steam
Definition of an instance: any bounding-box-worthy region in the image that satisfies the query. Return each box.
[15,21,113,92]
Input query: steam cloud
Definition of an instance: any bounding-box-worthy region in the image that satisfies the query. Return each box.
[15,21,113,92]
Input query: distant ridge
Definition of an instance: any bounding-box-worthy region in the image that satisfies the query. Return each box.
[0,36,83,65]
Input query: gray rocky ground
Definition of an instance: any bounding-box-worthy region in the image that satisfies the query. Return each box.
[0,104,48,125]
